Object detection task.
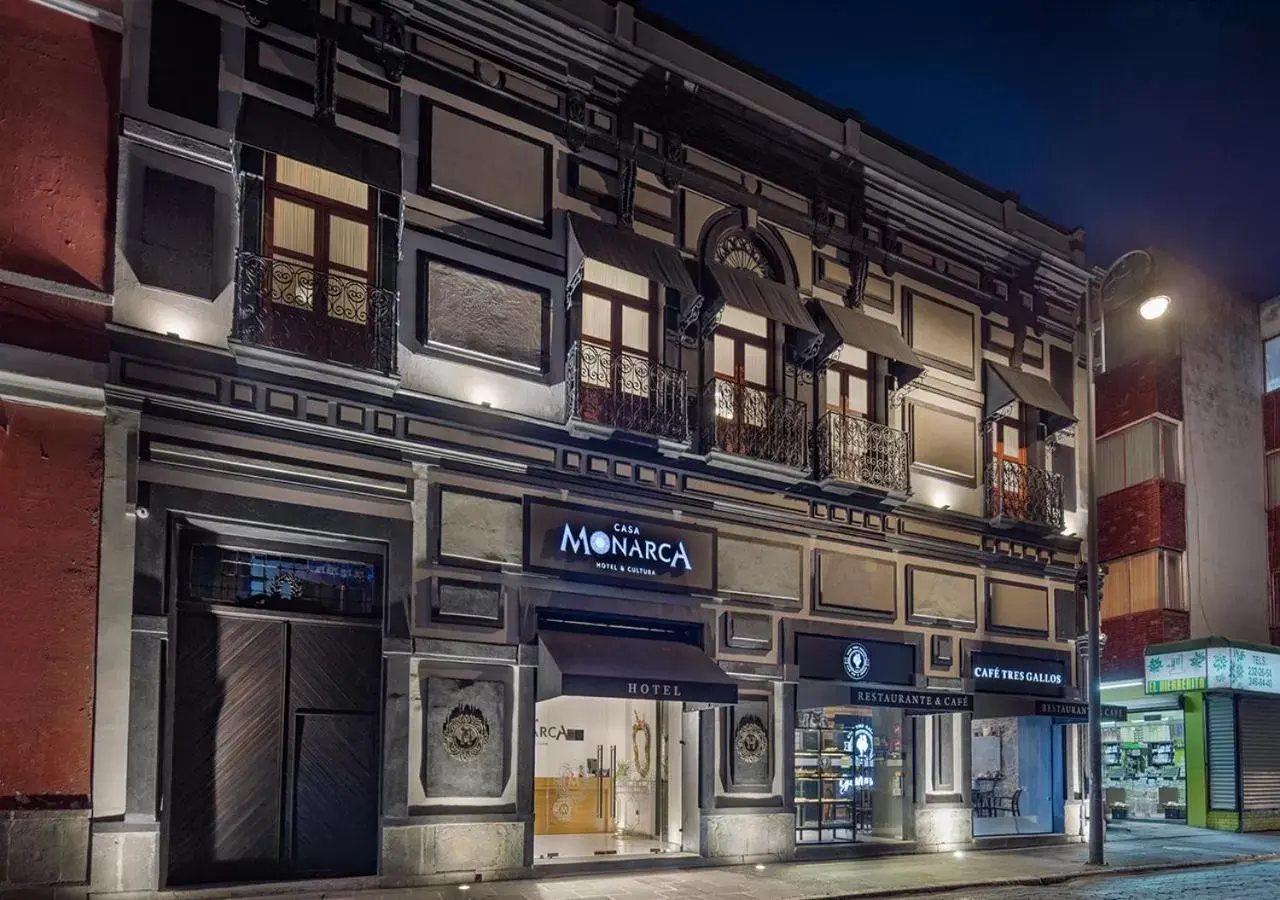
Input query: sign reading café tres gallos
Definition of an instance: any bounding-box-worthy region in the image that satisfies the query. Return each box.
[524,498,717,592]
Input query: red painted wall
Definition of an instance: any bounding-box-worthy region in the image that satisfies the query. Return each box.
[1264,391,1280,453]
[0,402,103,808]
[1096,355,1183,437]
[1102,609,1191,679]
[1097,479,1187,562]
[0,3,120,292]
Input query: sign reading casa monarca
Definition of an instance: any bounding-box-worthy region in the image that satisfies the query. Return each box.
[524,498,717,592]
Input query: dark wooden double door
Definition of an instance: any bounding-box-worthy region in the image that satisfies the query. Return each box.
[166,608,381,886]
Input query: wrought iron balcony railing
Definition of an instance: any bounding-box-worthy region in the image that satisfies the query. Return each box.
[816,412,911,495]
[566,341,689,443]
[232,251,397,376]
[985,458,1065,531]
[700,377,810,471]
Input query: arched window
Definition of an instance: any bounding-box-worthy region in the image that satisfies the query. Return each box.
[712,230,775,281]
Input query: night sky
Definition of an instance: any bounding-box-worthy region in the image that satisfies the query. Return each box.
[641,0,1280,300]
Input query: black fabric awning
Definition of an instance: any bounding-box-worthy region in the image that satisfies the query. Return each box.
[705,262,821,334]
[813,301,926,386]
[984,360,1077,436]
[236,95,401,194]
[567,212,698,297]
[537,630,739,706]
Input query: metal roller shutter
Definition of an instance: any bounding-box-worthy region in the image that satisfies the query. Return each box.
[1207,693,1238,811]
[1239,696,1280,811]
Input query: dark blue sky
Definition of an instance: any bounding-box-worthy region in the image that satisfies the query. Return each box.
[642,0,1279,299]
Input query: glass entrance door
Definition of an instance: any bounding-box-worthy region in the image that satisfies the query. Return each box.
[534,696,685,861]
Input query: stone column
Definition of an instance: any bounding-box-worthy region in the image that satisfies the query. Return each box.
[913,712,974,849]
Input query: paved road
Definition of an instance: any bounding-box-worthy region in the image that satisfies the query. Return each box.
[929,859,1280,900]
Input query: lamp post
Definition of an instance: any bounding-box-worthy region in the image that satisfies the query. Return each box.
[1083,249,1168,866]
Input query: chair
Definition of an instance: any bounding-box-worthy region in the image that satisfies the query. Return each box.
[991,787,1023,817]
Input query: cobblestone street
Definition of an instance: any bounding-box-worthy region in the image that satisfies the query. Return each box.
[931,859,1280,899]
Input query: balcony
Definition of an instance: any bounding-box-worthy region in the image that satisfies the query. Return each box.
[985,458,1065,532]
[566,341,689,443]
[816,412,910,497]
[232,251,397,376]
[701,377,809,473]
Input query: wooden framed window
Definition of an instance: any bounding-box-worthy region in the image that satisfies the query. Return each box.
[825,346,872,419]
[1101,549,1185,618]
[578,259,658,395]
[1096,417,1180,496]
[265,155,375,324]
[714,306,771,426]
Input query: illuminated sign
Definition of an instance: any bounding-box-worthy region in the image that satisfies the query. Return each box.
[1146,646,1280,695]
[971,651,1068,698]
[524,499,716,592]
[843,643,871,681]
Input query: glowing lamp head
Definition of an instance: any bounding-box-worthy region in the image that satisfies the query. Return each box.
[1138,294,1170,320]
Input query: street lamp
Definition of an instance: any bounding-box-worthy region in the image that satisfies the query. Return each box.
[1082,249,1169,866]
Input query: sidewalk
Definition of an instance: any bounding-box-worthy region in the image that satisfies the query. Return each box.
[242,825,1280,900]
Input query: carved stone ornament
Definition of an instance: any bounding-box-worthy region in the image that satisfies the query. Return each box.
[380,13,406,84]
[660,131,685,189]
[734,715,768,764]
[243,0,271,27]
[442,703,491,762]
[564,90,588,151]
[812,195,832,249]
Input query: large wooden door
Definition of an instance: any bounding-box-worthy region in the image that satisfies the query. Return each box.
[167,609,380,886]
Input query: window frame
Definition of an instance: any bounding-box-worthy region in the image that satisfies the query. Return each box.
[1101,548,1185,617]
[264,154,376,285]
[1096,415,1181,496]
[825,354,875,420]
[1265,335,1280,394]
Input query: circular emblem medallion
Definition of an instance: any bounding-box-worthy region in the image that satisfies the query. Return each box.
[851,723,874,765]
[442,703,491,762]
[843,642,871,681]
[589,530,612,555]
[733,716,768,764]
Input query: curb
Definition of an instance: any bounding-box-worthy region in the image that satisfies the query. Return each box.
[800,852,1280,899]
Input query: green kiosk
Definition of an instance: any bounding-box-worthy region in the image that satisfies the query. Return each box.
[1128,638,1280,831]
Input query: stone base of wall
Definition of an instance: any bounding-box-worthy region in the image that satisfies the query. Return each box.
[381,822,527,880]
[1242,810,1280,832]
[0,809,89,887]
[913,804,973,850]
[701,812,794,863]
[1064,800,1084,839]
[89,824,159,893]
[1206,810,1240,832]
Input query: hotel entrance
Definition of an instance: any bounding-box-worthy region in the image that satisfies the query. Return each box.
[531,614,739,862]
[533,695,689,859]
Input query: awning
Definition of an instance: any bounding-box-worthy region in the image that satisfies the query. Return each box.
[537,630,739,706]
[813,300,926,385]
[567,212,698,297]
[236,95,401,194]
[705,262,821,334]
[984,360,1076,436]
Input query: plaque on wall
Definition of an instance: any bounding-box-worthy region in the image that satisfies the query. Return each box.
[422,675,507,798]
[723,697,772,791]
[524,498,717,592]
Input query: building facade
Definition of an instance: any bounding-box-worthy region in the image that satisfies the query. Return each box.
[91,0,1093,891]
[0,0,122,887]
[1096,253,1273,828]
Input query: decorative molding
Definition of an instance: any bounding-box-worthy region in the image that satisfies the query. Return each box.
[0,345,106,416]
[0,267,111,307]
[122,116,234,174]
[30,0,123,32]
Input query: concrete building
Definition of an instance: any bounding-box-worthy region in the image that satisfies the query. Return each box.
[1097,252,1275,829]
[0,0,122,887]
[87,0,1095,891]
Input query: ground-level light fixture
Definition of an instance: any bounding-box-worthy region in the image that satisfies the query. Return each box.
[1138,293,1171,320]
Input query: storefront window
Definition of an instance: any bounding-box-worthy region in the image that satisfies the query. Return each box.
[970,715,1063,836]
[795,706,910,844]
[1102,710,1186,820]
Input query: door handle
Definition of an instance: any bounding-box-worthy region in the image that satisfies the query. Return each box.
[610,745,618,820]
[596,744,604,818]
